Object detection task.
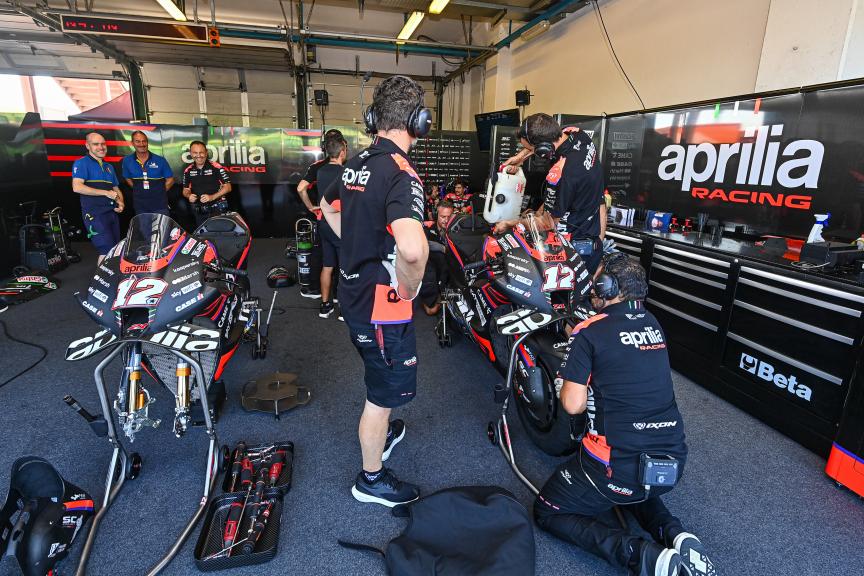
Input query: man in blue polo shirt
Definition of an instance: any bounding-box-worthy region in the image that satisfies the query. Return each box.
[72,132,124,264]
[121,130,174,216]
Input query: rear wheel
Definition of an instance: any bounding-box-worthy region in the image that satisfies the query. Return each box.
[513,354,581,456]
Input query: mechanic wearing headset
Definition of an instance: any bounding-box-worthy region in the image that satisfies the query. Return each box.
[497,113,607,273]
[535,253,716,576]
[320,75,430,508]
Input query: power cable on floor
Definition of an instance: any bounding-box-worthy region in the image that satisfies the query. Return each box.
[0,319,48,390]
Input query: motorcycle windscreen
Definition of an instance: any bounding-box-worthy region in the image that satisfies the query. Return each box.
[118,213,188,278]
[521,213,591,300]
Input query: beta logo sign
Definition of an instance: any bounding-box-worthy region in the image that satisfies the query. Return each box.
[739,352,812,401]
[657,124,824,210]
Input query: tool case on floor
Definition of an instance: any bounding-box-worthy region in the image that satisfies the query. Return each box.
[195,440,295,571]
[194,489,284,571]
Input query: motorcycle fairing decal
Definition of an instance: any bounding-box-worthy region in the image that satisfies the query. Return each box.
[518,344,535,367]
[470,326,496,363]
[446,236,465,268]
[119,234,185,275]
[498,308,567,335]
[483,236,502,260]
[65,329,118,361]
[479,283,498,310]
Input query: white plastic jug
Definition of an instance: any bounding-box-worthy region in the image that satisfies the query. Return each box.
[483,168,526,223]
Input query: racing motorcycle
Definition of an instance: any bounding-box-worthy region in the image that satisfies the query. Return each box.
[436,212,593,457]
[63,211,262,575]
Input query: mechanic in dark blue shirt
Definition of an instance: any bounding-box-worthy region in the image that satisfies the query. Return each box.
[320,75,430,508]
[72,132,124,264]
[121,130,174,216]
[535,252,715,576]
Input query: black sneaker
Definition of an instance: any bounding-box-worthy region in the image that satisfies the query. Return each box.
[381,419,406,462]
[319,301,335,318]
[300,287,321,299]
[673,533,716,576]
[637,541,682,576]
[351,468,419,507]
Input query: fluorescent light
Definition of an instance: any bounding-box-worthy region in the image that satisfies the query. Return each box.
[428,0,450,14]
[521,20,550,42]
[155,0,187,22]
[398,11,425,41]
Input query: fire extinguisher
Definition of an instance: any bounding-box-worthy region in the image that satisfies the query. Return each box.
[295,218,316,290]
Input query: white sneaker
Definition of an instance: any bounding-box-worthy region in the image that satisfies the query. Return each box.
[673,533,716,576]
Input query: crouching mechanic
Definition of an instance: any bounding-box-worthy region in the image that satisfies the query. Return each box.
[535,253,716,576]
[320,75,430,507]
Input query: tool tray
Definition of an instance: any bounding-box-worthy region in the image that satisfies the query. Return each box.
[194,489,283,571]
[221,441,294,495]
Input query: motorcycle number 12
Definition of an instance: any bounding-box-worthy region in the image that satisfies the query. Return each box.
[113,277,168,309]
[542,264,575,291]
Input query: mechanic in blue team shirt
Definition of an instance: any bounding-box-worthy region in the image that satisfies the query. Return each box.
[72,132,124,264]
[121,130,174,216]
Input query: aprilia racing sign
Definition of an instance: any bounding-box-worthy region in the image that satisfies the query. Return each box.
[181,139,267,173]
[657,124,823,210]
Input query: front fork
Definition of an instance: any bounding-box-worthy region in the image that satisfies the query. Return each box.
[174,361,191,437]
[115,343,159,441]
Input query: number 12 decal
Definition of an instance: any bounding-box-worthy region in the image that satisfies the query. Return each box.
[542,264,575,291]
[113,277,168,309]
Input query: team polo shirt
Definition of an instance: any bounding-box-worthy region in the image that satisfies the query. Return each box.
[444,191,472,213]
[323,137,425,326]
[560,300,687,485]
[71,154,119,214]
[543,129,605,239]
[301,158,327,207]
[182,160,231,199]
[121,152,173,213]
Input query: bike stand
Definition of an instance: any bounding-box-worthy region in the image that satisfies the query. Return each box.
[75,345,222,576]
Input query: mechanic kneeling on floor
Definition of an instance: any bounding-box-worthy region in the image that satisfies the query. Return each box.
[535,252,716,576]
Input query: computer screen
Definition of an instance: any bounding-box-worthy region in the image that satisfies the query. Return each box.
[474,109,521,151]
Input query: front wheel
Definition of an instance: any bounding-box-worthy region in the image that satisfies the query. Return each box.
[513,354,581,456]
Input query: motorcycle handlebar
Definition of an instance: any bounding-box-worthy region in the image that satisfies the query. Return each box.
[462,260,488,272]
[221,267,247,277]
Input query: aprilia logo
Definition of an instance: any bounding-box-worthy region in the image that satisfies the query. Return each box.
[181,139,266,172]
[607,483,633,496]
[619,327,665,349]
[739,353,812,401]
[658,124,823,210]
[342,165,371,191]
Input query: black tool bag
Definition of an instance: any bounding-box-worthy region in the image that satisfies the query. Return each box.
[341,485,535,576]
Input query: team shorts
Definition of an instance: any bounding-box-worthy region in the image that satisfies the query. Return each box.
[319,220,341,268]
[83,211,121,255]
[348,322,417,408]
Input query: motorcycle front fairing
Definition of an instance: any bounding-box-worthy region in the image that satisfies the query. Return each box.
[76,214,221,339]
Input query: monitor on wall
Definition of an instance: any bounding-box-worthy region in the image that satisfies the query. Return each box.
[474,108,521,152]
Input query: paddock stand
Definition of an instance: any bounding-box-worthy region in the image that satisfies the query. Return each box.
[73,344,223,576]
[486,315,629,528]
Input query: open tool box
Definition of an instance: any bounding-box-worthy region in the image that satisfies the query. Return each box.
[194,441,295,571]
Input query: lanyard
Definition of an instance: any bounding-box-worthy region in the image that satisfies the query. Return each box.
[375,324,392,367]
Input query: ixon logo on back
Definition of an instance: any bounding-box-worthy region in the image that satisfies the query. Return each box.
[739,352,812,401]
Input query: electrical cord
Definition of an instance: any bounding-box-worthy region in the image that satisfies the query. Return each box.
[0,319,48,390]
[592,0,645,109]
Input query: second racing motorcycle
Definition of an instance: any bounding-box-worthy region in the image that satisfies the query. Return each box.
[437,212,593,456]
[63,212,266,575]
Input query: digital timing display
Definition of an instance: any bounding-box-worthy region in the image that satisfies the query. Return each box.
[60,15,209,43]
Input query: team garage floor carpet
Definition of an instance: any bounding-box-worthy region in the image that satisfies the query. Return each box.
[0,238,862,576]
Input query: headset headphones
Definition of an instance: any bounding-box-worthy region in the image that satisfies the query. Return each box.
[593,251,629,300]
[363,78,432,138]
[518,117,557,160]
[321,128,344,152]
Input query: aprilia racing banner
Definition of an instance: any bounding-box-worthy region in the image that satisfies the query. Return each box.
[605,84,864,240]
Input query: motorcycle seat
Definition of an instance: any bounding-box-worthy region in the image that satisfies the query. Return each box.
[194,214,250,268]
[447,214,490,265]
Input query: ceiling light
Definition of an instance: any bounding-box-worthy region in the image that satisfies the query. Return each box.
[521,20,550,43]
[428,0,450,14]
[398,11,425,41]
[155,0,187,22]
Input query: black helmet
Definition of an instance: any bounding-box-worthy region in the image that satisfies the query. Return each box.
[267,265,297,289]
[0,456,94,576]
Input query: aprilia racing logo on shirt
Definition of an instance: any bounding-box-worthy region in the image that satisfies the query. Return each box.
[657,124,824,210]
[342,166,371,191]
[619,327,665,350]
